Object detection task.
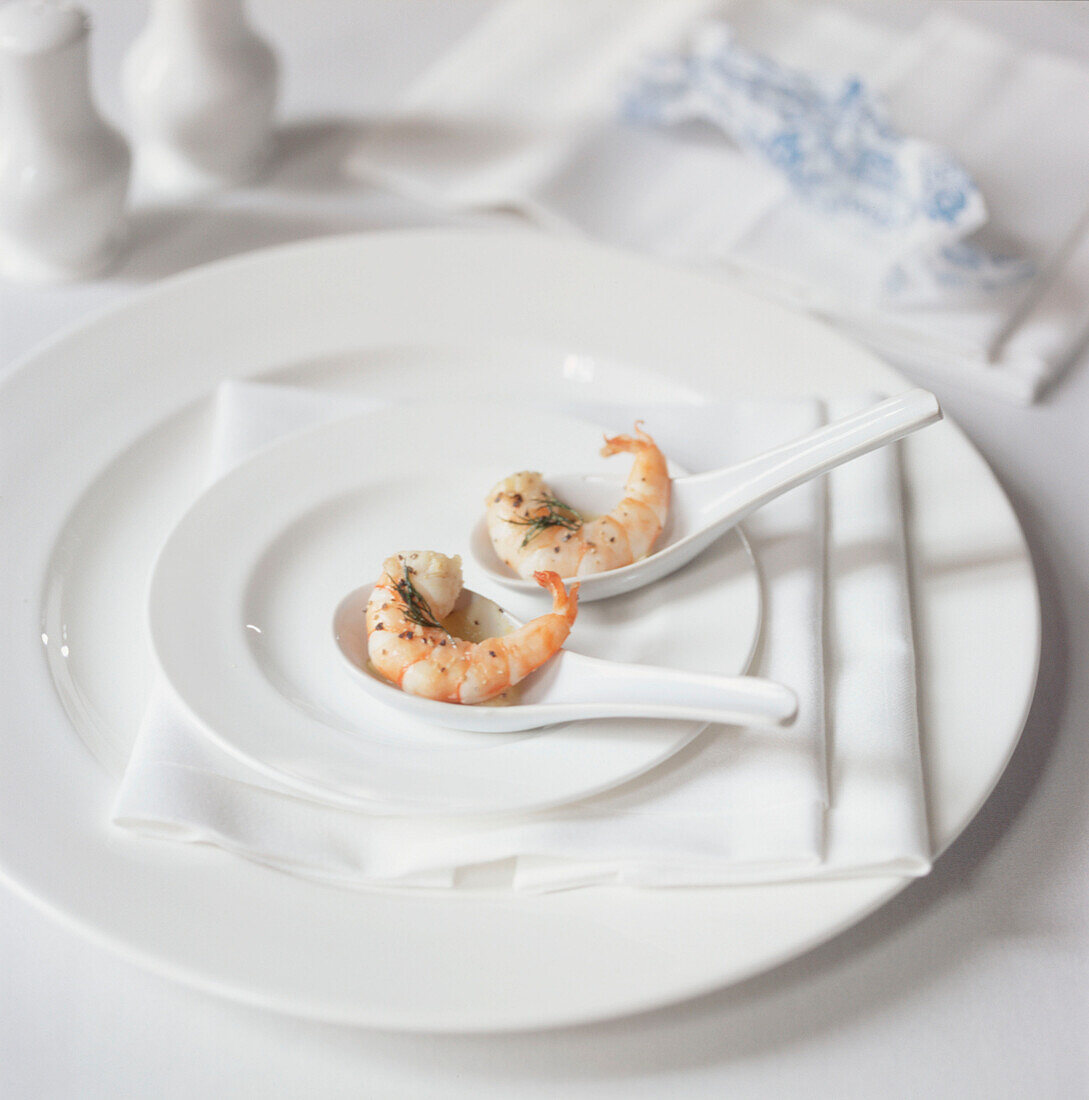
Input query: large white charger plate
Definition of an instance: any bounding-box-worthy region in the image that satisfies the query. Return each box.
[0,230,1039,1031]
[146,400,760,814]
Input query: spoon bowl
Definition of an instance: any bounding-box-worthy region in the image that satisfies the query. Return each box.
[473,389,942,601]
[334,585,797,734]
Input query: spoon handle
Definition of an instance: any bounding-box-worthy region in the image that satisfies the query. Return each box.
[554,654,798,728]
[687,389,941,531]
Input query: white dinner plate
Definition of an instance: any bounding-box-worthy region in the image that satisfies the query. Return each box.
[0,230,1039,1031]
[146,400,760,814]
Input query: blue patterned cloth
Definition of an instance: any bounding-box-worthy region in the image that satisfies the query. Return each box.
[624,25,1031,299]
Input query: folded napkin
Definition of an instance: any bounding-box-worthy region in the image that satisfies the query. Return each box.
[112,380,929,889]
[351,0,1089,401]
[623,20,995,297]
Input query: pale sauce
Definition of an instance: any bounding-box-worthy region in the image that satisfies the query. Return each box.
[441,590,521,707]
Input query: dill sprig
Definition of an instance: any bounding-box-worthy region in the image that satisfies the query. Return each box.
[393,562,445,630]
[509,495,582,548]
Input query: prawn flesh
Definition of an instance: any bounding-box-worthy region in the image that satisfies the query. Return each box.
[485,422,670,579]
[365,551,578,704]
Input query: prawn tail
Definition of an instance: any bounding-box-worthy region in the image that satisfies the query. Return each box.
[601,420,655,458]
[532,570,579,625]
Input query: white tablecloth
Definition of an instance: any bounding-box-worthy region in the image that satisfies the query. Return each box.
[1,2,1086,1096]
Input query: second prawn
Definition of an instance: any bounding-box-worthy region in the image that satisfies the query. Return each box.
[485,422,670,580]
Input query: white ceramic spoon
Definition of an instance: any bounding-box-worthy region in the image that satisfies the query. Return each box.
[334,586,797,734]
[472,389,942,602]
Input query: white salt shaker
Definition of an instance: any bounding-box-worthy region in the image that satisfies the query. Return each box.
[122,0,279,195]
[0,1,131,283]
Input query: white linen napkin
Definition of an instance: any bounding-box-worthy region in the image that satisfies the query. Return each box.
[350,0,1089,401]
[112,380,929,889]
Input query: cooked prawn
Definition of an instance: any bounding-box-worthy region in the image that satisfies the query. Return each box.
[485,423,670,580]
[365,551,578,704]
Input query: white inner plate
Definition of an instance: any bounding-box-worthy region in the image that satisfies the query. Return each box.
[146,401,760,814]
[0,231,1039,1031]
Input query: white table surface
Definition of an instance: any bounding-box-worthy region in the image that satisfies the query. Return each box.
[2,2,1086,1096]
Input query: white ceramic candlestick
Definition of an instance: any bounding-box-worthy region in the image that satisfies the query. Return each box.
[122,0,279,195]
[0,1,131,283]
